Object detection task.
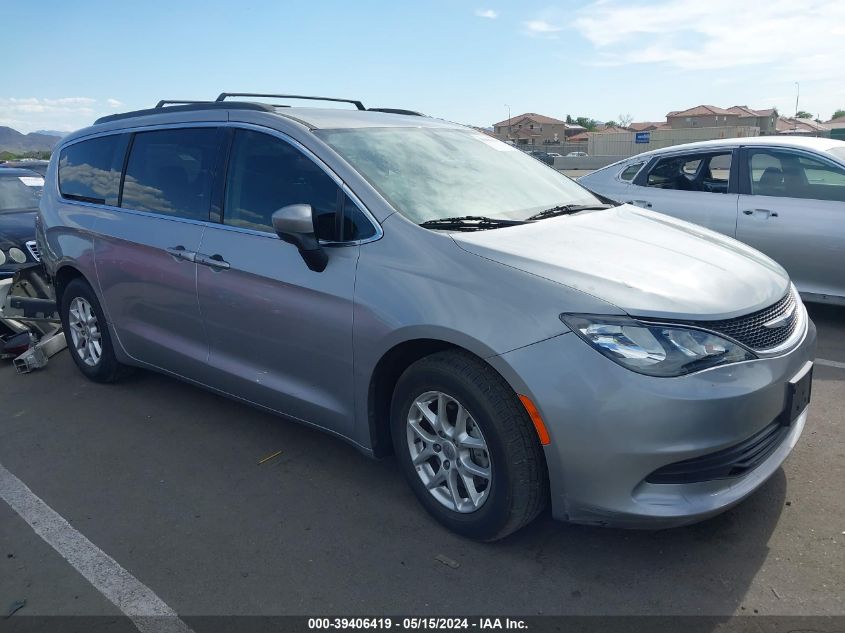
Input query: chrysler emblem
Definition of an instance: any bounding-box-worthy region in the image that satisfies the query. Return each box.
[763,304,796,329]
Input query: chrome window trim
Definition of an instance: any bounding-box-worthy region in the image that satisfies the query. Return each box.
[55,120,384,247]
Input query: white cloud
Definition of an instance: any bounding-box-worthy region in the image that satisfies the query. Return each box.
[523,19,562,38]
[0,97,120,133]
[571,0,845,118]
[573,0,844,74]
[475,8,498,19]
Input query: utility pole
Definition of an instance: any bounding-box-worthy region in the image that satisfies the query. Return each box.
[505,104,511,142]
[794,82,800,118]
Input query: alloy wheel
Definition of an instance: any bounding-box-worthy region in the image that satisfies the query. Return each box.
[67,297,102,367]
[406,391,492,513]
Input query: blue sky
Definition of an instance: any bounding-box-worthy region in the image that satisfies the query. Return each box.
[3,0,843,133]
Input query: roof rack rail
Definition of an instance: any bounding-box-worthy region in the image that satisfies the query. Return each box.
[367,108,424,116]
[94,101,274,125]
[155,100,209,108]
[216,92,366,111]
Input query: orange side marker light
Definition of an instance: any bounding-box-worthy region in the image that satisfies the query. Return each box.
[518,395,551,445]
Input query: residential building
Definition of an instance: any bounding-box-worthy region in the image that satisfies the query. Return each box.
[775,117,830,137]
[824,115,845,129]
[491,113,584,145]
[627,121,668,132]
[727,105,778,134]
[666,105,740,129]
[592,124,631,135]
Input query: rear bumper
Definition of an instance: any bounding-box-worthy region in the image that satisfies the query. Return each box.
[489,314,816,528]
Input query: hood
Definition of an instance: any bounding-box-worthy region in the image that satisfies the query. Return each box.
[0,210,37,251]
[451,205,790,320]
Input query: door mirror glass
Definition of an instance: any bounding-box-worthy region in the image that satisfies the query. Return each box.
[271,204,328,272]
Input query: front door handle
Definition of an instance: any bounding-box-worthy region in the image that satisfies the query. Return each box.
[627,200,652,208]
[742,208,779,218]
[196,253,230,271]
[165,245,196,262]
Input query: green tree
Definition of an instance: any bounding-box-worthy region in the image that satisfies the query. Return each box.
[574,116,598,131]
[604,120,618,128]
[565,114,573,124]
[832,109,845,120]
[795,110,813,119]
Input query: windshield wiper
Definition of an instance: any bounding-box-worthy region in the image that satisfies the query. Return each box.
[418,215,527,231]
[526,204,613,221]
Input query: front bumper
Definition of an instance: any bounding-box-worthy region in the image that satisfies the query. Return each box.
[489,315,817,528]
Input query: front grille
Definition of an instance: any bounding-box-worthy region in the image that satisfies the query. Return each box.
[25,240,40,262]
[666,290,799,352]
[646,419,789,484]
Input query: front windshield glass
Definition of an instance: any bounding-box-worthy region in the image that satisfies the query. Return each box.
[315,127,600,223]
[0,174,43,212]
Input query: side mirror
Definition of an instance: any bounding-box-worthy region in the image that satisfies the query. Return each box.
[271,204,328,272]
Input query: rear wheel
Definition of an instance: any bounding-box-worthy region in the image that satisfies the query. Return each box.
[60,278,130,382]
[391,350,548,541]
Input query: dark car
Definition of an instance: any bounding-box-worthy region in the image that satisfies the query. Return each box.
[527,150,554,166]
[0,168,43,279]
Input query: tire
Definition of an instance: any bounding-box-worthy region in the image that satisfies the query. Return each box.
[391,350,548,541]
[59,278,130,383]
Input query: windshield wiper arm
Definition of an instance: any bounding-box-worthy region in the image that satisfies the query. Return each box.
[418,215,527,231]
[526,204,613,221]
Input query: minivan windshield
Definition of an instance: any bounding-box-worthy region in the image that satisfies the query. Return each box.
[315,127,602,224]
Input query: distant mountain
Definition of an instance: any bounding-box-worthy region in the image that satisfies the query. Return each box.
[0,127,63,153]
[35,129,68,138]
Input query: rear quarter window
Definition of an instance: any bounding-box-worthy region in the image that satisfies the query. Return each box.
[619,162,644,181]
[58,135,127,205]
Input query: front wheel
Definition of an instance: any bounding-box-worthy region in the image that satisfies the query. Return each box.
[59,277,130,383]
[391,350,548,541]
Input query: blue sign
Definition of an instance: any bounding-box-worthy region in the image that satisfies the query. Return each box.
[635,131,650,144]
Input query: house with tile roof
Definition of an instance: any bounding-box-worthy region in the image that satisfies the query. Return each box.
[627,121,668,132]
[776,117,831,136]
[491,113,584,145]
[727,105,778,134]
[666,105,740,129]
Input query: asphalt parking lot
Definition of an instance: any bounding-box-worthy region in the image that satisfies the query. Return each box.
[0,304,843,625]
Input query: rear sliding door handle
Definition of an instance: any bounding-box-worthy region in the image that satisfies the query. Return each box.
[742,208,778,218]
[627,200,652,208]
[165,245,196,262]
[196,253,230,271]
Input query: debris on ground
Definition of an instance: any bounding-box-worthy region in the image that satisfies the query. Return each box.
[435,554,460,569]
[258,450,283,465]
[0,264,63,374]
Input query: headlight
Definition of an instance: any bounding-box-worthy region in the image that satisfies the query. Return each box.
[8,248,27,264]
[560,314,756,377]
[0,251,5,265]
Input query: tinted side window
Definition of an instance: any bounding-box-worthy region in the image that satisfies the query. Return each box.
[619,162,644,181]
[749,149,845,202]
[59,135,126,205]
[121,128,219,220]
[223,130,341,240]
[646,152,731,194]
[342,194,376,241]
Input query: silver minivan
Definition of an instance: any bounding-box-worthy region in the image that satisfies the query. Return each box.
[39,94,816,540]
